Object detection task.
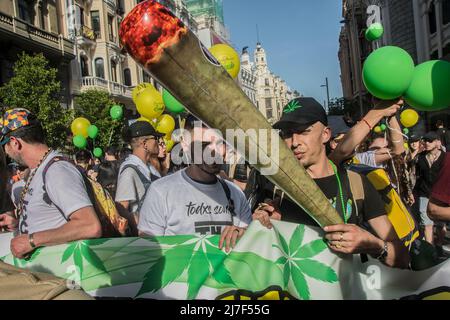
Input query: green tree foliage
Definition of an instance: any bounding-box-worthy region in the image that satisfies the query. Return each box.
[74,89,125,150]
[0,53,72,148]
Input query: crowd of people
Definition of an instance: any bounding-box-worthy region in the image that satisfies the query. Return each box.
[0,99,449,270]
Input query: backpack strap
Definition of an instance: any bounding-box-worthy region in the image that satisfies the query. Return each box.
[346,169,370,263]
[42,156,79,222]
[120,164,153,184]
[120,164,156,213]
[217,177,237,224]
[347,170,364,203]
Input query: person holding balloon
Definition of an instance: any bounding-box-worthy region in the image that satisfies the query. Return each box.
[329,98,406,167]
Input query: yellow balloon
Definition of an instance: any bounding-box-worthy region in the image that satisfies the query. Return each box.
[400,109,419,128]
[156,114,175,135]
[71,117,91,138]
[132,82,153,103]
[404,142,410,151]
[135,88,165,120]
[209,44,241,79]
[374,126,382,134]
[164,139,175,152]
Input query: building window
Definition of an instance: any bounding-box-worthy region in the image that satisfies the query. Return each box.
[18,0,32,24]
[123,68,132,86]
[266,108,273,119]
[108,15,115,42]
[91,11,101,38]
[443,0,450,25]
[265,89,270,95]
[265,78,270,86]
[38,0,46,30]
[111,60,117,82]
[95,58,105,79]
[80,56,90,77]
[265,98,272,109]
[429,3,437,34]
[79,7,84,26]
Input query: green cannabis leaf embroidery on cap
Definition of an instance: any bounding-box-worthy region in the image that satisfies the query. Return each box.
[273,225,338,300]
[283,100,302,114]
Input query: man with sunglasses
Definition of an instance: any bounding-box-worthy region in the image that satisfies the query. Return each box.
[138,123,252,252]
[115,121,164,236]
[414,132,447,245]
[0,109,101,259]
[252,98,409,268]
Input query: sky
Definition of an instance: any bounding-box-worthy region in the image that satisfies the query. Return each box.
[223,0,344,106]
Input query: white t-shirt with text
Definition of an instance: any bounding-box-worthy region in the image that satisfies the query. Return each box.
[138,169,252,236]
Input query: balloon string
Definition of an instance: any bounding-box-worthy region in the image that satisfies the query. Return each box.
[384,117,409,142]
[108,125,114,146]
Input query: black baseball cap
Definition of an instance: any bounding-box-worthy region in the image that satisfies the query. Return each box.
[409,135,421,143]
[273,97,328,131]
[126,121,164,140]
[422,132,439,142]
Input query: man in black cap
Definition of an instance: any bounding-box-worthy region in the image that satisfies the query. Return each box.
[414,131,447,245]
[252,97,409,268]
[115,121,164,236]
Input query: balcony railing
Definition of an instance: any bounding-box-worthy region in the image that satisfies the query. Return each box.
[0,12,74,57]
[104,0,117,9]
[82,76,133,99]
[0,11,13,26]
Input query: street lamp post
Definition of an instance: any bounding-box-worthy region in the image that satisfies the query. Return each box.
[321,77,330,112]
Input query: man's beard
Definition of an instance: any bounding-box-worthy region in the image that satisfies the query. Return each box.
[8,153,26,167]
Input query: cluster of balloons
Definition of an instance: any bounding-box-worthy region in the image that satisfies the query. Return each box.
[363,46,450,112]
[209,44,241,79]
[71,117,94,149]
[373,123,387,134]
[71,104,124,158]
[132,84,184,152]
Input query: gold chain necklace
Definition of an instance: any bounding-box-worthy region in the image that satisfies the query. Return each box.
[16,148,53,219]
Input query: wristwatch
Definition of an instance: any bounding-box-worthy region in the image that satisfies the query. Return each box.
[376,241,388,262]
[28,233,36,249]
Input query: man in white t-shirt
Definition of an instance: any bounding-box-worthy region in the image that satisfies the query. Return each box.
[138,124,252,252]
[115,121,163,236]
[0,109,101,259]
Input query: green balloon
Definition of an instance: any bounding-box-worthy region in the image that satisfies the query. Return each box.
[73,135,87,149]
[87,125,99,139]
[365,23,384,41]
[380,124,387,131]
[162,89,185,114]
[110,105,123,120]
[363,46,415,100]
[404,60,450,112]
[93,147,103,158]
[403,128,410,135]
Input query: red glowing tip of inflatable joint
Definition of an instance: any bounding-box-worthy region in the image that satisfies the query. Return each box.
[119,0,187,66]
